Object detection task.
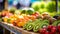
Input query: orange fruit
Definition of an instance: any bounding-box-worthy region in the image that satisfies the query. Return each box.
[17,22,26,27]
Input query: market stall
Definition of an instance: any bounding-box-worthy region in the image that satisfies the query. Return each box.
[0,0,60,34]
[0,22,39,34]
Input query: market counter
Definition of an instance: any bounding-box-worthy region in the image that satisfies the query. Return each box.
[0,22,40,34]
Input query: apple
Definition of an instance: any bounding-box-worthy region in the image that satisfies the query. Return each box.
[57,32,60,34]
[39,28,47,34]
[47,25,53,31]
[51,26,56,34]
[57,26,60,32]
[45,31,49,34]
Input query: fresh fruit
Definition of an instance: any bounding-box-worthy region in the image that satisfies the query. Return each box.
[45,31,49,34]
[39,28,47,34]
[9,7,16,14]
[5,13,13,17]
[27,8,35,15]
[1,10,9,17]
[39,23,49,29]
[57,26,60,32]
[48,18,56,25]
[17,22,26,27]
[26,23,33,30]
[21,10,26,14]
[47,25,53,31]
[33,23,40,32]
[7,18,11,23]
[51,26,56,34]
[52,20,60,26]
[3,17,8,22]
[43,20,49,23]
[21,8,35,15]
[23,21,32,29]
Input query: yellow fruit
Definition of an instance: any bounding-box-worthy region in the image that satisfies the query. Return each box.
[3,17,8,22]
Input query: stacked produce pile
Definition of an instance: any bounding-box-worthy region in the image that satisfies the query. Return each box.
[0,8,60,34]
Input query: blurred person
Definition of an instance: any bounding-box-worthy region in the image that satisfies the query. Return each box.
[0,0,5,11]
[13,0,31,9]
[8,0,41,9]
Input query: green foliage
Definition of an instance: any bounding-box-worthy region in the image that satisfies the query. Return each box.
[31,2,46,11]
[58,2,60,11]
[31,2,40,11]
[46,1,57,12]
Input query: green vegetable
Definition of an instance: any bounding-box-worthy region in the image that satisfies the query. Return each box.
[52,20,60,26]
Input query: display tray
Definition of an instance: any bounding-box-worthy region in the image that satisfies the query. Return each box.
[0,22,40,34]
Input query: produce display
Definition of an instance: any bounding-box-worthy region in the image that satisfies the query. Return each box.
[0,1,60,34]
[0,7,60,34]
[31,1,57,17]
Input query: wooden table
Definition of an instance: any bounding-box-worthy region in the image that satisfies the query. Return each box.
[0,22,40,34]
